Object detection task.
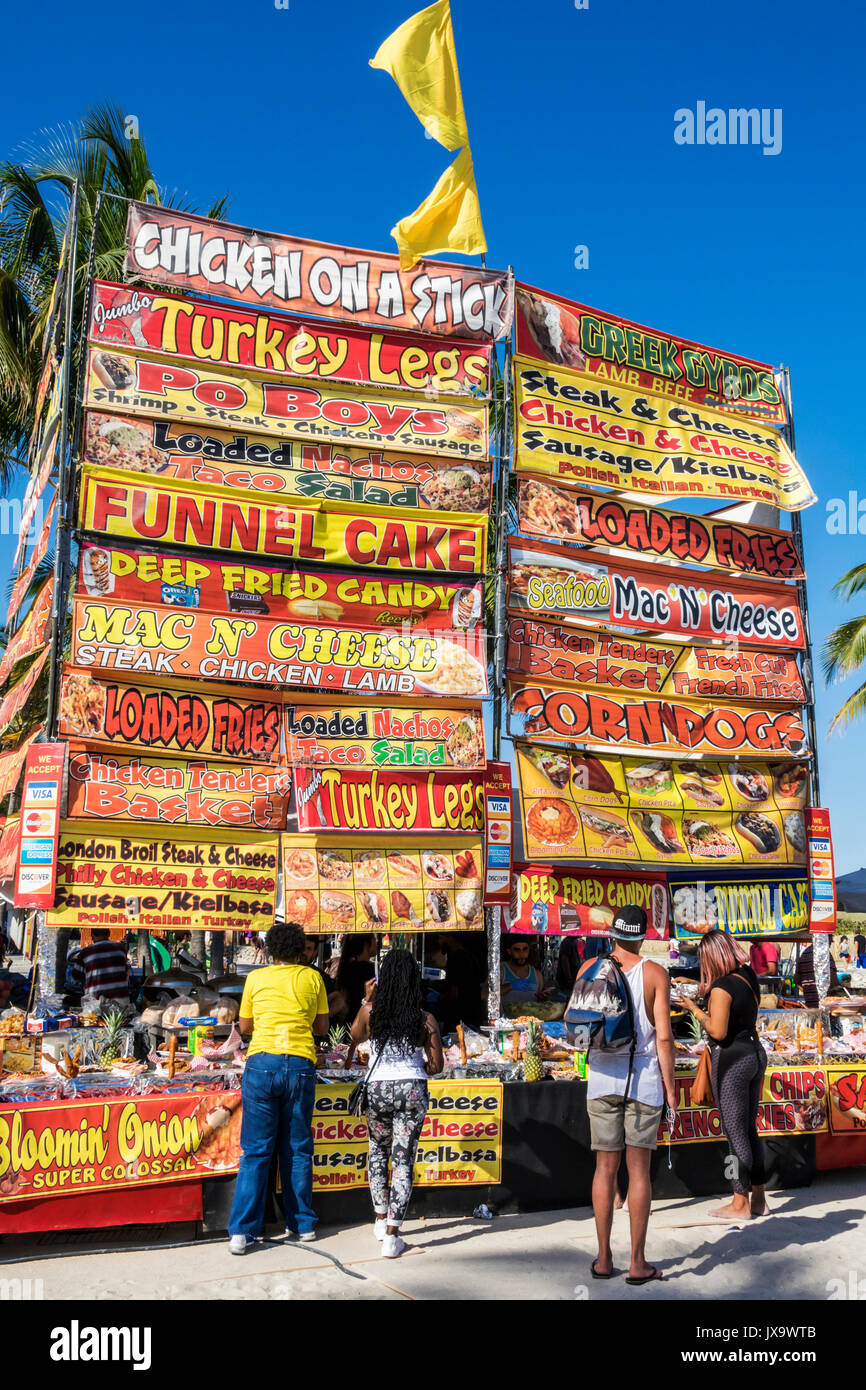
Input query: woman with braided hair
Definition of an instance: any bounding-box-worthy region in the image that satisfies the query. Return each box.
[351,948,443,1258]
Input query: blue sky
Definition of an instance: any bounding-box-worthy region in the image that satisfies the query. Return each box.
[3,0,865,870]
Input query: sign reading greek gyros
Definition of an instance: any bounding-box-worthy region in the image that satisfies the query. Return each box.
[85,348,488,459]
[72,600,489,698]
[507,618,807,704]
[49,821,278,933]
[79,542,483,630]
[508,682,809,759]
[512,356,814,510]
[124,202,512,341]
[66,746,290,830]
[516,477,804,581]
[89,281,493,396]
[515,284,786,424]
[58,669,284,764]
[506,539,805,650]
[78,473,486,576]
[285,703,485,770]
[83,411,492,513]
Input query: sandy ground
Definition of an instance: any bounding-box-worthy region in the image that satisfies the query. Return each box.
[3,1168,865,1301]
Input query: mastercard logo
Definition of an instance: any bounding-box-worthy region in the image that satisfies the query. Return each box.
[23,810,54,836]
[488,820,511,843]
[810,858,832,880]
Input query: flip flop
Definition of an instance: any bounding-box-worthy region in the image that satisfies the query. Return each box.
[625,1266,663,1286]
[590,1259,616,1280]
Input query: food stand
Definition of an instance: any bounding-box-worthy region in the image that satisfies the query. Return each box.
[1,208,862,1242]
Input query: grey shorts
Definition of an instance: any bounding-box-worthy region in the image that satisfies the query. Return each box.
[588,1094,664,1152]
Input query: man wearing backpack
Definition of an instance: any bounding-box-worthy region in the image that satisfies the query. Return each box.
[572,905,675,1285]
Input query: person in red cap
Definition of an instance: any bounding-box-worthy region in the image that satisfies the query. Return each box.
[576,904,675,1285]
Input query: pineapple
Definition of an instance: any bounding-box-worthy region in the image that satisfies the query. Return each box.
[523,1019,544,1082]
[99,1009,126,1068]
[327,1024,349,1050]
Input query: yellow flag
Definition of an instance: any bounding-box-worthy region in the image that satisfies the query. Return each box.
[370,0,469,151]
[390,147,487,270]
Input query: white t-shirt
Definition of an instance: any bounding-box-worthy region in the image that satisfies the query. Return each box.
[367,1040,427,1083]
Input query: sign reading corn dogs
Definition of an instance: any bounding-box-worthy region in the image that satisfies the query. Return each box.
[512,356,814,510]
[58,668,285,764]
[124,202,512,341]
[507,539,805,650]
[285,703,485,770]
[89,281,493,396]
[84,411,493,513]
[290,768,484,834]
[515,744,808,867]
[78,472,486,575]
[515,284,786,424]
[507,618,807,704]
[49,821,278,932]
[516,477,805,581]
[66,746,291,830]
[78,542,484,630]
[85,348,488,459]
[71,600,489,697]
[510,864,669,937]
[282,835,484,933]
[508,683,809,758]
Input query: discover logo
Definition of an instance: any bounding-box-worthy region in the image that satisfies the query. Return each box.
[49,1321,152,1371]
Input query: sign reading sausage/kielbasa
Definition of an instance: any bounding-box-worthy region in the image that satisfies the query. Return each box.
[79,473,486,575]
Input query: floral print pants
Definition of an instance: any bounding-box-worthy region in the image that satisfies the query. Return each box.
[366,1079,429,1226]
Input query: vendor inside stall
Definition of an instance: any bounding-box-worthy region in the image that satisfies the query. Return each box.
[501,936,548,1005]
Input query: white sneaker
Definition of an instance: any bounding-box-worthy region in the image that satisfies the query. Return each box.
[374,1217,388,1241]
[286,1228,317,1242]
[229,1234,254,1255]
[381,1234,407,1259]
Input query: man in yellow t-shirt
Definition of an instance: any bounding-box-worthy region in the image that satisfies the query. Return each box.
[228,923,329,1255]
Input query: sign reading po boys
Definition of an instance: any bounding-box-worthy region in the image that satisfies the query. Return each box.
[85,349,488,460]
[516,477,804,581]
[512,357,814,510]
[58,668,284,764]
[89,281,493,396]
[78,473,486,576]
[508,682,809,758]
[78,542,483,630]
[83,412,493,514]
[515,284,785,423]
[66,746,290,830]
[72,600,489,698]
[124,202,512,340]
[507,539,805,650]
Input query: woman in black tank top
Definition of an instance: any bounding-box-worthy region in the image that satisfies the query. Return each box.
[674,929,769,1222]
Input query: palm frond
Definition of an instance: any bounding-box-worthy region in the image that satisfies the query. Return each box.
[821,616,866,683]
[828,677,866,734]
[832,562,866,601]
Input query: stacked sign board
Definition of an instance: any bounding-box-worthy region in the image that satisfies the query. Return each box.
[50,207,511,936]
[508,284,817,940]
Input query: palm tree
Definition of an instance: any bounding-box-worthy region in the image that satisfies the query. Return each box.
[1,103,230,978]
[0,100,230,494]
[821,563,866,730]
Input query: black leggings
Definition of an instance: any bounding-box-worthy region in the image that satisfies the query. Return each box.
[711,1043,767,1195]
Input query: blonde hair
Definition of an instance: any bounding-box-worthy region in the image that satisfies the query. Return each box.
[697,929,749,992]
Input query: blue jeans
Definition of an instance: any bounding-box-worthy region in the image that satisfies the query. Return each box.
[229,1053,317,1236]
